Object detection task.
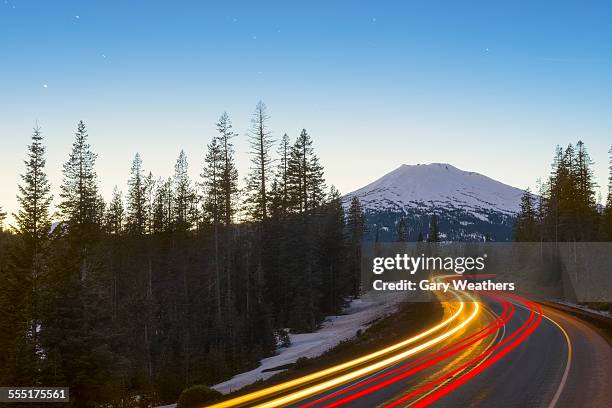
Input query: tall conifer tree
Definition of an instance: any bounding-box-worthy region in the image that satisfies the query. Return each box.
[216,112,239,226]
[274,133,291,215]
[173,150,194,231]
[288,129,326,213]
[0,206,6,231]
[127,153,147,235]
[346,196,366,296]
[514,188,538,241]
[604,145,612,239]
[15,127,53,244]
[59,120,100,237]
[428,214,440,242]
[106,187,124,235]
[397,218,409,242]
[245,101,273,222]
[144,171,156,234]
[3,126,53,384]
[202,138,223,319]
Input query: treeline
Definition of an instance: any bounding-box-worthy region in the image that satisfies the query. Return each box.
[0,102,367,406]
[514,141,612,241]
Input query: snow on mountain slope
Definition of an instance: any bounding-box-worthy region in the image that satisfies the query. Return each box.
[343,163,525,242]
[346,163,523,215]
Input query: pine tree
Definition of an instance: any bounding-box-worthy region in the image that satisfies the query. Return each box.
[544,145,570,241]
[288,129,326,213]
[153,177,173,233]
[514,141,602,242]
[397,217,408,242]
[45,123,120,404]
[604,145,612,239]
[514,188,538,241]
[245,101,274,222]
[14,127,53,243]
[3,126,53,384]
[59,120,100,237]
[608,145,612,206]
[273,133,291,215]
[0,206,6,231]
[575,141,597,208]
[203,137,223,317]
[202,139,222,223]
[560,143,578,239]
[346,196,366,297]
[127,153,147,235]
[427,214,440,242]
[308,154,326,209]
[542,142,599,241]
[104,187,123,329]
[105,187,124,235]
[535,177,547,240]
[144,172,156,234]
[575,141,598,239]
[173,150,194,231]
[216,112,239,226]
[319,186,348,314]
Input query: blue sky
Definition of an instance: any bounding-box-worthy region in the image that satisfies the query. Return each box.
[1,0,611,220]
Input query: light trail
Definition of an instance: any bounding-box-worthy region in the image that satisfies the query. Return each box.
[252,298,480,408]
[298,300,511,408]
[386,295,542,408]
[317,295,510,407]
[207,295,467,408]
[403,296,508,407]
[499,298,573,408]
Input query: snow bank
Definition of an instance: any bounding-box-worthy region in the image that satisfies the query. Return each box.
[554,300,612,319]
[212,292,407,394]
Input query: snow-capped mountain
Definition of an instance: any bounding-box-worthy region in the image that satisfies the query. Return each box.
[343,163,525,241]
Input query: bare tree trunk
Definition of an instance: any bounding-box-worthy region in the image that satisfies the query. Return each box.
[144,322,153,379]
[214,221,221,321]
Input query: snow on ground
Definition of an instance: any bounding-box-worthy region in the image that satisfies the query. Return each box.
[212,292,407,395]
[554,300,612,319]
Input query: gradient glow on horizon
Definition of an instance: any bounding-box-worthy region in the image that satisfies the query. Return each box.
[1,0,611,222]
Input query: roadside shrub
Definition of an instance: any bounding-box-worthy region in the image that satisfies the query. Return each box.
[275,329,291,348]
[177,385,222,408]
[294,357,310,369]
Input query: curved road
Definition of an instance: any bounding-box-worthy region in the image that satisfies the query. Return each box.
[387,300,612,408]
[209,292,612,408]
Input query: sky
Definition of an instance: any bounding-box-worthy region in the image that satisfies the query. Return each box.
[1,0,611,223]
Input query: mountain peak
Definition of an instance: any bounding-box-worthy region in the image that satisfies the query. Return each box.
[345,163,524,215]
[398,163,468,173]
[402,162,456,168]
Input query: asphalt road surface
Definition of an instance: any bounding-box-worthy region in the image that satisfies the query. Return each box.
[209,292,611,408]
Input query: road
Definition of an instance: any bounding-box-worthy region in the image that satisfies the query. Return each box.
[208,289,612,408]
